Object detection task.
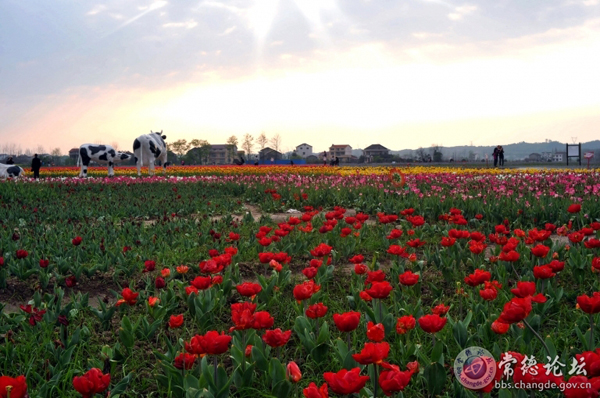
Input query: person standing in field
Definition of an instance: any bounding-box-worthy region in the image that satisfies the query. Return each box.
[31,154,41,179]
[323,151,327,166]
[492,146,499,167]
[498,146,505,167]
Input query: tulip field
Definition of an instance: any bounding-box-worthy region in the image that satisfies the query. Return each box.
[2,166,600,397]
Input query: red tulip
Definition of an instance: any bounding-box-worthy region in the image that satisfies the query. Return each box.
[199,331,232,355]
[464,269,491,287]
[306,303,328,319]
[387,229,403,239]
[491,320,510,334]
[396,315,416,334]
[174,353,196,370]
[293,280,320,301]
[563,375,600,398]
[366,322,385,342]
[15,250,28,259]
[0,375,27,398]
[72,368,110,398]
[387,245,409,257]
[441,237,456,247]
[379,364,415,394]
[302,267,318,279]
[499,250,520,262]
[310,243,333,257]
[143,260,156,272]
[236,282,262,297]
[498,297,533,324]
[365,281,393,299]
[418,314,447,334]
[190,276,212,290]
[39,259,49,268]
[568,204,581,213]
[323,368,370,395]
[155,277,166,289]
[354,264,367,274]
[576,349,600,377]
[116,288,138,306]
[352,342,390,364]
[399,271,419,286]
[533,265,555,280]
[72,236,82,246]
[479,284,498,301]
[199,259,224,274]
[258,237,272,247]
[303,382,328,398]
[577,293,600,314]
[349,255,364,264]
[432,303,450,316]
[286,361,302,383]
[530,244,550,258]
[547,260,565,272]
[262,329,292,347]
[251,311,274,329]
[569,232,584,244]
[259,252,274,263]
[231,302,257,330]
[333,311,361,332]
[148,297,160,307]
[169,314,184,329]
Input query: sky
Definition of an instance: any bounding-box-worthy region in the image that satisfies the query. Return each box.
[1,0,600,155]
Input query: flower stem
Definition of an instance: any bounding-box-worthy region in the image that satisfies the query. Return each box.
[213,356,218,387]
[590,313,595,350]
[523,319,550,357]
[373,364,379,398]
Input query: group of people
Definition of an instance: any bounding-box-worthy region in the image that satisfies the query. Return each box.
[493,146,505,167]
[323,151,340,166]
[2,154,42,178]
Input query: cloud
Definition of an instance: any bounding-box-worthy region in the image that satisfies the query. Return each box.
[86,5,107,16]
[219,26,237,35]
[448,5,477,20]
[163,20,198,29]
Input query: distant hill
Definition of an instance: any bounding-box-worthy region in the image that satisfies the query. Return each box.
[391,140,600,161]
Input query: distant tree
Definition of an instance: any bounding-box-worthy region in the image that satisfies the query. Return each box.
[170,139,191,158]
[416,147,427,162]
[50,148,62,165]
[270,133,282,153]
[226,135,239,159]
[257,132,268,151]
[242,134,254,158]
[36,145,45,155]
[430,145,443,162]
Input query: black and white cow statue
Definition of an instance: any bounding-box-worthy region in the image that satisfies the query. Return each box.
[0,164,25,178]
[133,131,169,176]
[77,144,132,177]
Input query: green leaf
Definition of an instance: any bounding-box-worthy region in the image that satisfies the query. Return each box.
[424,363,446,396]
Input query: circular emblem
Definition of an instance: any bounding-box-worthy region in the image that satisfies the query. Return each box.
[388,168,406,188]
[454,346,496,390]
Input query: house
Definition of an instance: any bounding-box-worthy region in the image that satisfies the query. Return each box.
[295,143,313,158]
[528,153,542,162]
[69,148,79,160]
[541,152,553,161]
[259,147,283,162]
[553,152,566,162]
[208,144,237,165]
[329,144,353,163]
[363,144,390,159]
